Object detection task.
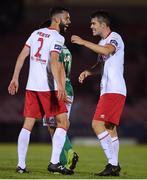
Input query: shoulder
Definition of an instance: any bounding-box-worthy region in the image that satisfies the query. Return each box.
[26,29,38,41]
[56,32,65,42]
[110,32,123,40]
[46,29,64,41]
[52,32,65,45]
[109,32,124,44]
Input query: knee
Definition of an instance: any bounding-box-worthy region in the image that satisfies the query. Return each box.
[23,117,35,132]
[92,120,101,132]
[105,122,115,130]
[56,113,69,130]
[66,120,70,130]
[92,120,96,131]
[67,120,70,129]
[92,120,103,129]
[92,120,106,135]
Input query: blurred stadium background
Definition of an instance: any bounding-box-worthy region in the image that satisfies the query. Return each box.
[0,0,147,144]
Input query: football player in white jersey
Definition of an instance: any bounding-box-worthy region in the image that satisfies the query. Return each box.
[40,18,79,172]
[71,10,126,176]
[8,7,73,175]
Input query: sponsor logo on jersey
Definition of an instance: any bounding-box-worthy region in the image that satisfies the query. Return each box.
[54,44,62,51]
[31,56,46,64]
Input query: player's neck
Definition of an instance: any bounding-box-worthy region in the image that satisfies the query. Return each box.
[49,22,60,32]
[102,27,111,39]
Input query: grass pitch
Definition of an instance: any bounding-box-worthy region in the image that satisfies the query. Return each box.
[0,143,147,179]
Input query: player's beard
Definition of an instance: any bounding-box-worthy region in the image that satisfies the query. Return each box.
[59,21,68,35]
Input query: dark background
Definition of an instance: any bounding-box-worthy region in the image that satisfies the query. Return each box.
[0,0,147,143]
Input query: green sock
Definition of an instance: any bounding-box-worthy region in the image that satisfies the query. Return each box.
[64,135,72,151]
[60,135,72,165]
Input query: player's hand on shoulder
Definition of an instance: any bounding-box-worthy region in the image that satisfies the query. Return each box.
[8,80,19,95]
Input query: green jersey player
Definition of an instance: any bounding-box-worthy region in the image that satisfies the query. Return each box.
[60,45,74,97]
[43,44,79,171]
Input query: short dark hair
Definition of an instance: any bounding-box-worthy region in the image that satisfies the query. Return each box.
[91,10,111,26]
[49,7,69,19]
[39,19,51,28]
[39,7,69,28]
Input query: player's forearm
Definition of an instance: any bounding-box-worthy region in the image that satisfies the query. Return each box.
[89,61,102,75]
[85,62,101,76]
[50,60,63,88]
[12,56,25,80]
[12,46,29,80]
[82,40,110,56]
[71,35,113,55]
[86,69,98,76]
[61,63,66,88]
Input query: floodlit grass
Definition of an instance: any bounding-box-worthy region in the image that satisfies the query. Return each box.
[0,143,147,178]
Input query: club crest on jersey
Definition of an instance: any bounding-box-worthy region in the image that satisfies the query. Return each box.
[54,44,62,51]
[64,54,70,62]
[110,39,118,47]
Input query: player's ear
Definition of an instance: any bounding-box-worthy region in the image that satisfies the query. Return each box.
[52,16,60,24]
[101,22,106,28]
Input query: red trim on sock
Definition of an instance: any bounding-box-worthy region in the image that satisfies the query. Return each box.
[99,133,109,141]
[22,127,32,132]
[112,138,118,142]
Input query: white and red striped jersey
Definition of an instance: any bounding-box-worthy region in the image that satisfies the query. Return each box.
[98,32,127,96]
[25,27,65,91]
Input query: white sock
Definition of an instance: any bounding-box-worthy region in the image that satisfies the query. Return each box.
[50,128,66,164]
[112,137,119,165]
[97,131,117,166]
[17,128,31,169]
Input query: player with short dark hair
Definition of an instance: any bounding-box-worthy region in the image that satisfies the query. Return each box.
[40,16,79,172]
[71,10,126,176]
[8,7,73,175]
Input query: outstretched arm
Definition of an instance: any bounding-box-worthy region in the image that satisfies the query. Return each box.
[71,35,115,56]
[8,45,30,95]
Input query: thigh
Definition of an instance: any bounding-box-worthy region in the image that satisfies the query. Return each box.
[43,95,73,128]
[93,93,126,125]
[38,91,67,118]
[23,90,43,119]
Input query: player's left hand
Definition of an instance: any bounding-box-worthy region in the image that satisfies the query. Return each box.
[79,70,90,83]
